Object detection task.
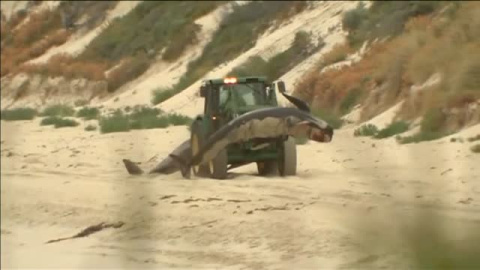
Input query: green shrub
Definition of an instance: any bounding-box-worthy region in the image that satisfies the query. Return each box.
[471,144,480,153]
[228,31,318,82]
[98,107,191,133]
[339,88,363,115]
[84,124,97,132]
[76,107,100,120]
[344,1,445,47]
[54,118,79,128]
[130,115,169,130]
[99,111,131,134]
[374,121,409,139]
[1,107,37,121]
[80,1,221,62]
[151,88,176,105]
[342,2,368,32]
[354,124,379,137]
[40,116,79,128]
[162,23,202,62]
[40,116,61,126]
[129,106,162,120]
[40,104,75,117]
[397,131,449,144]
[166,113,193,126]
[467,134,480,142]
[421,108,446,133]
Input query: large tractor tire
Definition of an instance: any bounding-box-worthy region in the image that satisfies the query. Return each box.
[257,160,278,176]
[278,136,297,176]
[210,148,228,179]
[190,120,210,177]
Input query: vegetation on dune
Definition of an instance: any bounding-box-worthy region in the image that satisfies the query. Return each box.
[151,1,309,105]
[99,106,192,134]
[99,111,130,134]
[0,1,117,78]
[295,1,480,140]
[353,121,409,139]
[471,144,480,153]
[354,124,379,137]
[343,1,447,48]
[84,124,97,132]
[374,121,409,139]
[397,108,452,144]
[3,2,221,93]
[40,116,79,128]
[39,104,75,117]
[0,107,37,121]
[76,107,100,120]
[19,53,108,81]
[468,134,480,143]
[151,87,177,107]
[228,31,323,82]
[1,8,71,77]
[80,1,221,63]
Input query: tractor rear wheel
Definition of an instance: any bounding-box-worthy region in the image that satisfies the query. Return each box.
[190,120,210,177]
[278,136,297,176]
[210,148,228,179]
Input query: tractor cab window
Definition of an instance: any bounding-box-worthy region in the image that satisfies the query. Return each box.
[219,83,265,109]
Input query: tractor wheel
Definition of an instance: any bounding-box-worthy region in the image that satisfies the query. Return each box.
[257,160,278,176]
[278,136,297,176]
[190,120,210,177]
[210,148,228,179]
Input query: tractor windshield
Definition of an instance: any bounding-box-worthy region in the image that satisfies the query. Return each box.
[219,83,266,109]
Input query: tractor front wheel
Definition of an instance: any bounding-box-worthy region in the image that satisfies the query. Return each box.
[190,120,210,177]
[278,136,297,176]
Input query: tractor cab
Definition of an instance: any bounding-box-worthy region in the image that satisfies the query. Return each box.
[199,76,279,126]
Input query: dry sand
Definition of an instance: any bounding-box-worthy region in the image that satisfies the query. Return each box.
[2,116,479,269]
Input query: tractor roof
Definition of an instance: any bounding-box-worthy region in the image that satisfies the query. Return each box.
[202,76,268,85]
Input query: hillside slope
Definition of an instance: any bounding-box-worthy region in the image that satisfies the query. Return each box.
[1,1,479,139]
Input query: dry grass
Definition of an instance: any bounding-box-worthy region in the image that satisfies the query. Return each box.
[317,43,353,69]
[1,8,70,77]
[294,42,387,114]
[106,54,151,92]
[19,54,108,81]
[296,1,480,132]
[12,9,62,46]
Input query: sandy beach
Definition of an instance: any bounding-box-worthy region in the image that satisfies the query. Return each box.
[2,118,479,269]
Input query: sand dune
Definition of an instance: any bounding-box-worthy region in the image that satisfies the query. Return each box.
[159,1,360,118]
